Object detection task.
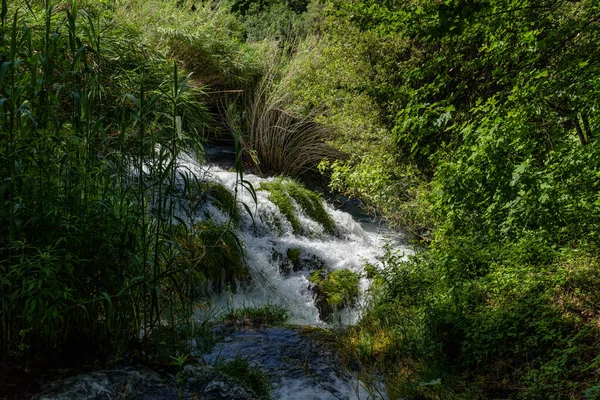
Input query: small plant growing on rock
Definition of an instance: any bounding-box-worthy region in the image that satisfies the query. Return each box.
[309,268,360,321]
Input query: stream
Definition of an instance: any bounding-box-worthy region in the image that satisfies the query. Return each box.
[33,147,411,400]
[193,146,412,326]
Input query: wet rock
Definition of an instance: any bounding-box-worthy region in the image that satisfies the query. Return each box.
[309,269,360,322]
[178,365,254,400]
[202,327,368,400]
[33,367,177,400]
[33,365,257,400]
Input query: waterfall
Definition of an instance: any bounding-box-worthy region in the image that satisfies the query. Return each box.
[176,152,412,326]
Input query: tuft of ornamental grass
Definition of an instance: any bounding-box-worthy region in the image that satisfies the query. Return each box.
[220,303,290,328]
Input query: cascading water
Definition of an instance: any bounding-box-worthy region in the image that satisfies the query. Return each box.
[34,150,413,400]
[177,150,412,326]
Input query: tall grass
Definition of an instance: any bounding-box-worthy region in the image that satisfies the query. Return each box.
[0,0,243,366]
[113,0,267,89]
[225,48,341,177]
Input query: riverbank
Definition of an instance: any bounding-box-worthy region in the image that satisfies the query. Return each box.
[13,324,368,400]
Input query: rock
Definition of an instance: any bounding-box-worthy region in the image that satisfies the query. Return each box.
[178,365,255,400]
[33,365,257,400]
[201,327,368,399]
[308,269,360,321]
[33,367,177,400]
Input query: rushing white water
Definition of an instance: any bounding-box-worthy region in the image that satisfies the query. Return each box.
[177,153,412,326]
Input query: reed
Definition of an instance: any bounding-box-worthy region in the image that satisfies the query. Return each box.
[0,0,240,365]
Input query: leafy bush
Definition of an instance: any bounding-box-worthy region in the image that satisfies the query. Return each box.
[115,0,267,88]
[344,242,600,398]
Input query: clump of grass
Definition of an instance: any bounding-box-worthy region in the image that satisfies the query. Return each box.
[221,303,290,328]
[236,50,341,177]
[214,357,272,400]
[287,247,301,268]
[206,182,241,224]
[309,268,360,309]
[172,222,247,294]
[260,178,335,235]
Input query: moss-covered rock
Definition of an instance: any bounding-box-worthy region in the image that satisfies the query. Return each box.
[206,182,241,225]
[172,222,247,294]
[260,178,335,235]
[309,268,360,321]
[287,247,302,266]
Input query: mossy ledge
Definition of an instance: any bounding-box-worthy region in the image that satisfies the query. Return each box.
[172,221,247,294]
[260,178,335,235]
[207,182,241,224]
[308,268,360,321]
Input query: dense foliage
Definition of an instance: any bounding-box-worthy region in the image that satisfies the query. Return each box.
[295,0,600,397]
[0,0,257,367]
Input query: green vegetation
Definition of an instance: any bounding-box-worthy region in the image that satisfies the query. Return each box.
[261,179,302,233]
[271,0,600,397]
[0,0,259,368]
[309,269,360,310]
[206,182,242,224]
[214,357,272,400]
[261,178,335,235]
[172,222,247,294]
[221,303,290,328]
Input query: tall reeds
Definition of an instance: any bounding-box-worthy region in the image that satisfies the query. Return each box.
[0,0,238,365]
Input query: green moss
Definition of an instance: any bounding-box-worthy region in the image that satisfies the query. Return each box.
[172,222,247,294]
[214,357,272,400]
[309,268,360,309]
[260,180,302,233]
[285,180,336,235]
[260,178,335,235]
[206,182,241,224]
[287,248,301,267]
